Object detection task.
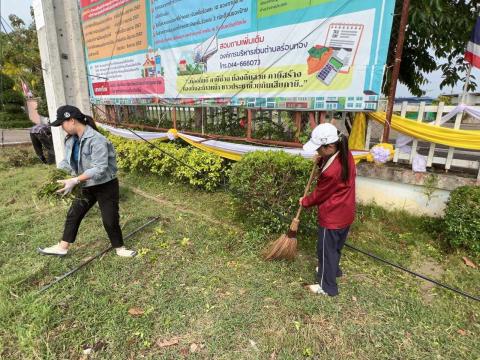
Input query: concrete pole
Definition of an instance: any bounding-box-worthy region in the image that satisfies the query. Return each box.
[33,0,90,166]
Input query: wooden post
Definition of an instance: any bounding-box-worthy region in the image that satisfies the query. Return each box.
[308,112,316,129]
[319,111,326,124]
[106,105,114,123]
[393,101,408,163]
[330,112,337,126]
[409,101,425,164]
[172,106,177,129]
[445,112,463,171]
[194,107,202,130]
[294,111,302,141]
[201,105,205,135]
[426,102,444,168]
[247,109,253,139]
[383,0,410,142]
[123,105,129,123]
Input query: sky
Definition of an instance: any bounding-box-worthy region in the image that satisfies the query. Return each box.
[1,1,474,99]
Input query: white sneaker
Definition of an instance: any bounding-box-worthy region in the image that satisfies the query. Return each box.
[307,284,327,295]
[115,246,137,257]
[38,243,68,257]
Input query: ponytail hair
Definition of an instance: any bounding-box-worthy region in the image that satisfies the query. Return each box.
[337,132,350,182]
[83,114,99,132]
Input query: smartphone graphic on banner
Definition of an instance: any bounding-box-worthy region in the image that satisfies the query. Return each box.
[316,49,348,85]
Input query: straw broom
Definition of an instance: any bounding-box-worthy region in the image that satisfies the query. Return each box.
[263,162,318,260]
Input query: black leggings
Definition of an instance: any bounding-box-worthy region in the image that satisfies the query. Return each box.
[30,133,55,164]
[62,178,123,248]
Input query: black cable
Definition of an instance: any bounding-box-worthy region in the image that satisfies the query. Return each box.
[123,127,200,174]
[85,0,479,303]
[0,15,13,32]
[170,0,239,100]
[0,18,9,34]
[104,3,127,81]
[97,119,480,304]
[144,0,241,129]
[344,243,480,302]
[37,215,162,294]
[100,0,354,132]
[227,0,354,100]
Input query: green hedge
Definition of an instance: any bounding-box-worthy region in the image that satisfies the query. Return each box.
[107,134,228,191]
[0,73,15,92]
[0,89,24,106]
[106,133,317,231]
[444,185,480,254]
[2,104,24,114]
[0,112,32,128]
[36,97,49,117]
[228,151,316,233]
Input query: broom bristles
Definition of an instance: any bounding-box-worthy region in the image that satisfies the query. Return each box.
[263,233,297,260]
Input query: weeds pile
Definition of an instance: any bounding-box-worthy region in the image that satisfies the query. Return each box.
[36,168,82,204]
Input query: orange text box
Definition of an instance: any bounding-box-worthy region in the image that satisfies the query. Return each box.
[83,0,147,61]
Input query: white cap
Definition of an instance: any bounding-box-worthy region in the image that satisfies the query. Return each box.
[303,123,339,153]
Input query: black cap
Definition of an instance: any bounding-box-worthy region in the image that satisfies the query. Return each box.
[50,105,85,127]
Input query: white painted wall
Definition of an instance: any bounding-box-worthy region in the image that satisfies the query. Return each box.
[356,176,450,217]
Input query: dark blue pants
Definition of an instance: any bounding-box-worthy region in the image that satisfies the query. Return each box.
[316,226,350,296]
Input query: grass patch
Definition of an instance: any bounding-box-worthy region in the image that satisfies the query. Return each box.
[0,150,478,359]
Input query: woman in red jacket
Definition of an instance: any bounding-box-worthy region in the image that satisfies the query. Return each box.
[300,123,356,296]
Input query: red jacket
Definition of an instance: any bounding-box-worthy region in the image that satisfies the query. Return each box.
[301,152,356,229]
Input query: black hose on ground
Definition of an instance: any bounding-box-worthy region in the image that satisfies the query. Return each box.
[98,123,480,303]
[37,215,162,294]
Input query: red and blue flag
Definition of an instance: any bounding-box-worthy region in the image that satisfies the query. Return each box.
[465,16,480,68]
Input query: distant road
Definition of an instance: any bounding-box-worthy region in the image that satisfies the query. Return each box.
[0,128,31,145]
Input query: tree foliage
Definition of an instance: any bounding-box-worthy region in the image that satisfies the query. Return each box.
[0,71,31,127]
[384,0,479,96]
[0,10,43,97]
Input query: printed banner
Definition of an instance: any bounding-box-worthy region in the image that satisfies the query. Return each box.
[81,0,395,110]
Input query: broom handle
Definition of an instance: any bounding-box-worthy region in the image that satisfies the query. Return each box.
[294,162,318,220]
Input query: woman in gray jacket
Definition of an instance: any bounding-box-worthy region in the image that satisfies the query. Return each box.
[38,105,136,257]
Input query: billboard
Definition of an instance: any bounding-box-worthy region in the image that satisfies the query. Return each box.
[81,0,395,110]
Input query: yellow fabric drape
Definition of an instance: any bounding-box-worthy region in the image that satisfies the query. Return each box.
[178,133,369,163]
[178,134,243,161]
[369,112,480,150]
[348,112,367,150]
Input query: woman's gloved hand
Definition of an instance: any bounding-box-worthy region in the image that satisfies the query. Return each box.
[56,177,80,196]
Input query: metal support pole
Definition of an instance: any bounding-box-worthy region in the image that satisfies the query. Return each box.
[460,64,472,104]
